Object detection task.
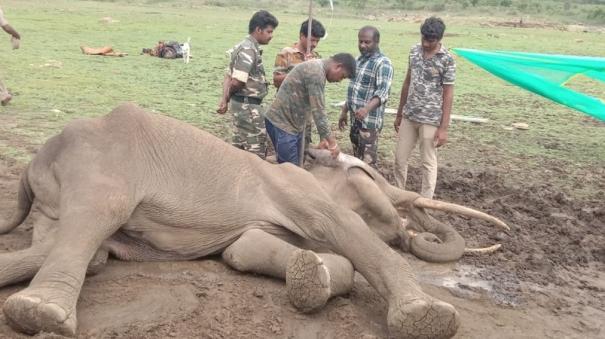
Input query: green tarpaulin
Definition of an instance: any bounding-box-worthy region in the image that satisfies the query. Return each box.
[453,48,605,121]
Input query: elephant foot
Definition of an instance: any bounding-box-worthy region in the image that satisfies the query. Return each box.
[3,293,76,336]
[286,249,331,313]
[387,297,460,339]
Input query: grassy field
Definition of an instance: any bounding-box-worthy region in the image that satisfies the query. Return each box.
[0,0,604,197]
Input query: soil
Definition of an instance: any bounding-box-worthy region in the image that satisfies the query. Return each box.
[0,132,604,338]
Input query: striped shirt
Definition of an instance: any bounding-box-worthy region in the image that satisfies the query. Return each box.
[345,50,394,130]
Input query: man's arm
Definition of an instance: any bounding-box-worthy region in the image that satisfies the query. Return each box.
[433,84,454,147]
[217,47,254,114]
[394,65,411,132]
[217,74,245,114]
[308,80,339,157]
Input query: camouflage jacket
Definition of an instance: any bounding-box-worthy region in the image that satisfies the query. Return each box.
[265,59,331,140]
[273,43,320,77]
[404,43,456,126]
[227,35,269,100]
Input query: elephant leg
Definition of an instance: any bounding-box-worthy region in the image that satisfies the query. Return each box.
[222,229,354,312]
[3,183,133,336]
[291,202,460,339]
[0,215,56,288]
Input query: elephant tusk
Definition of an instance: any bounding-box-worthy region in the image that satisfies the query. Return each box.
[463,244,501,254]
[413,197,510,231]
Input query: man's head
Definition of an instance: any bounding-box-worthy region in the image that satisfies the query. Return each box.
[358,26,380,57]
[249,10,279,45]
[299,19,326,53]
[326,53,356,83]
[420,16,445,52]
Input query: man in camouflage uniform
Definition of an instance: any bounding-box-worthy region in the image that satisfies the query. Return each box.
[338,26,393,166]
[0,5,21,106]
[394,17,456,199]
[264,54,357,166]
[217,10,279,159]
[272,19,326,152]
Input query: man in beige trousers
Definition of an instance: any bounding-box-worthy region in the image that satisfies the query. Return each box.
[0,5,21,106]
[394,17,455,199]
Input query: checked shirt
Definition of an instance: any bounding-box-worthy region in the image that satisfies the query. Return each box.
[345,50,394,130]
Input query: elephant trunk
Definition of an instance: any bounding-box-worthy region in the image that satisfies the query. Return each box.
[406,209,466,262]
[0,168,34,234]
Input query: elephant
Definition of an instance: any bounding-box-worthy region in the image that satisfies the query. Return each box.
[0,103,508,338]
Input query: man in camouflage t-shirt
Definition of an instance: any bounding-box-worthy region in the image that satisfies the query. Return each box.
[216,10,278,159]
[394,17,455,199]
[0,5,21,106]
[264,54,357,166]
[272,19,325,151]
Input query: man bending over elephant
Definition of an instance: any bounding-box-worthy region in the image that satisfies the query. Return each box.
[265,53,356,166]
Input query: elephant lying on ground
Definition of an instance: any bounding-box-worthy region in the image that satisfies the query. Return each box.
[0,103,508,338]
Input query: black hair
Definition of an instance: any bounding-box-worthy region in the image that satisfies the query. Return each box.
[248,10,279,34]
[359,25,380,42]
[300,19,326,38]
[420,17,446,40]
[331,53,357,79]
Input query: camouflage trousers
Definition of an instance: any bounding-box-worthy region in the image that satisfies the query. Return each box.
[230,99,267,159]
[350,119,379,165]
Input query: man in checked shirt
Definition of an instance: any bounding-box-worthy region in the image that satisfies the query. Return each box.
[338,26,394,166]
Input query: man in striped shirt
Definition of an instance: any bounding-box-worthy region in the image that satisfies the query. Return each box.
[338,26,393,166]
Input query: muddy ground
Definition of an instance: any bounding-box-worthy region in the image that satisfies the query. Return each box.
[0,137,604,338]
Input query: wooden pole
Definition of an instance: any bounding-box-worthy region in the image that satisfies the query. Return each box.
[299,0,313,166]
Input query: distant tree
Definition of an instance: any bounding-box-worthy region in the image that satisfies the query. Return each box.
[471,0,480,6]
[500,0,512,7]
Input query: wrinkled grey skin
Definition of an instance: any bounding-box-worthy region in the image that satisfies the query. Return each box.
[0,103,461,338]
[306,149,465,263]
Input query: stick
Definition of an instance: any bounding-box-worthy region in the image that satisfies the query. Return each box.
[299,0,314,166]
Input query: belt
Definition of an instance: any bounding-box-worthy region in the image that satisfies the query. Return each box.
[232,96,262,105]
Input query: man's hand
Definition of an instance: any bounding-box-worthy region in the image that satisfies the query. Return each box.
[318,138,340,158]
[433,127,448,147]
[394,115,403,133]
[355,107,369,121]
[216,99,228,114]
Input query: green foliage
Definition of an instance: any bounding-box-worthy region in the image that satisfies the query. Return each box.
[500,0,513,7]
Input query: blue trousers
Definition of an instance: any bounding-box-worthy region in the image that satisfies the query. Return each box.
[265,118,303,166]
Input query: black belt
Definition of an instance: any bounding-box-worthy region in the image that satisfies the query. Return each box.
[232,96,262,105]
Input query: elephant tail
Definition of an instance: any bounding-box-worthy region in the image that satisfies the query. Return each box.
[0,164,34,234]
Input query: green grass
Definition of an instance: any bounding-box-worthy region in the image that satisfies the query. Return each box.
[0,0,604,198]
